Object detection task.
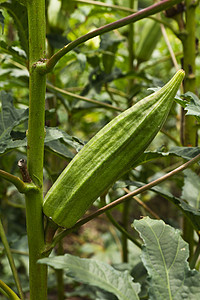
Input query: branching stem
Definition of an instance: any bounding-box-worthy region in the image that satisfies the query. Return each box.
[43,0,182,73]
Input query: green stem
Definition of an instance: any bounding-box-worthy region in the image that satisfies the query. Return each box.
[181,0,198,257]
[190,235,200,269]
[56,241,65,300]
[0,219,24,299]
[0,169,29,193]
[43,0,182,73]
[47,83,123,112]
[121,199,131,262]
[44,153,200,254]
[105,210,141,248]
[0,280,21,300]
[25,0,47,299]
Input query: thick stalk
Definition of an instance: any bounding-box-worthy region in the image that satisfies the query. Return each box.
[181,0,198,257]
[26,0,47,299]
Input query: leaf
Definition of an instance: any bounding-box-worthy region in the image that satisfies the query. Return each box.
[0,91,29,154]
[176,92,200,123]
[45,127,85,152]
[169,146,200,161]
[182,169,200,210]
[134,217,200,300]
[38,254,140,300]
[0,0,28,55]
[0,93,84,155]
[100,33,122,74]
[132,150,170,167]
[0,10,4,33]
[133,146,200,168]
[0,41,27,64]
[123,180,200,231]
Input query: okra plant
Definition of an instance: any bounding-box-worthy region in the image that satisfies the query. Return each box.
[0,0,200,299]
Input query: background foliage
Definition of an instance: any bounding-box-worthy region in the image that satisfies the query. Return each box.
[1,0,200,299]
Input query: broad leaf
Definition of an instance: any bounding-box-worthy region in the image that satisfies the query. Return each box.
[176,92,200,123]
[133,147,200,168]
[134,217,200,300]
[121,180,200,231]
[0,0,28,55]
[0,10,4,33]
[39,254,140,300]
[0,92,84,155]
[182,169,200,210]
[169,146,200,162]
[0,91,28,154]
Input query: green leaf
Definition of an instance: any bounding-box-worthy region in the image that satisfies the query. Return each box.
[38,254,140,300]
[132,150,170,167]
[133,147,200,168]
[0,10,4,33]
[0,93,84,155]
[169,146,200,161]
[45,127,85,159]
[134,217,200,300]
[177,92,200,123]
[100,33,122,74]
[0,91,28,154]
[123,181,200,231]
[182,169,200,210]
[0,0,28,55]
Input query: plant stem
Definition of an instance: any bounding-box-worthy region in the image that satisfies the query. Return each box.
[44,0,182,73]
[47,83,123,111]
[0,219,24,300]
[25,0,47,299]
[0,169,28,193]
[123,188,160,220]
[105,210,141,248]
[56,241,65,300]
[121,199,131,262]
[0,280,21,300]
[181,0,198,257]
[190,235,200,269]
[44,153,200,253]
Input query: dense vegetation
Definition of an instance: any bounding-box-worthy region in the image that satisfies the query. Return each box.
[1,0,200,299]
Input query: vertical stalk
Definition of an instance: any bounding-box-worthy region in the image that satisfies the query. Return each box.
[122,0,138,262]
[0,218,24,299]
[181,0,198,257]
[121,199,131,262]
[26,0,47,299]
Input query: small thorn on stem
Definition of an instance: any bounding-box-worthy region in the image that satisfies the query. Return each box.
[18,159,32,183]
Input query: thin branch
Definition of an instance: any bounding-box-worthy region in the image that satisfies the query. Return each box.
[160,24,179,71]
[43,152,200,253]
[0,169,27,193]
[0,169,39,194]
[43,0,182,73]
[0,280,21,300]
[105,209,142,248]
[0,219,24,299]
[123,188,160,220]
[47,83,123,112]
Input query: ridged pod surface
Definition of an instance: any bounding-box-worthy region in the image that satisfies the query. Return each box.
[43,70,185,228]
[136,19,162,63]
